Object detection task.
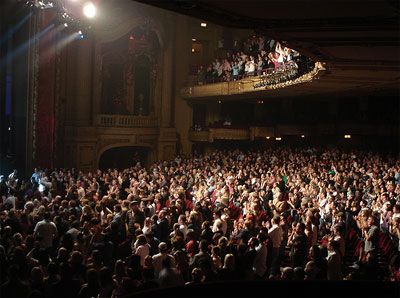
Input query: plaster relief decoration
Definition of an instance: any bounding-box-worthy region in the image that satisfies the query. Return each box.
[100,20,160,117]
[95,1,164,118]
[79,145,95,167]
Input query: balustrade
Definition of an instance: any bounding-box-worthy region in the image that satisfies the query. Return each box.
[96,114,158,127]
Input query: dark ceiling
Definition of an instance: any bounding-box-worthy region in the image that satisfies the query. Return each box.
[134,0,400,98]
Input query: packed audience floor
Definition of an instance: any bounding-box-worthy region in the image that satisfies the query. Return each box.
[1,147,399,297]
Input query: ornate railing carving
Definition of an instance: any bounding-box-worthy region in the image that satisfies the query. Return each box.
[181,62,325,99]
[96,114,158,127]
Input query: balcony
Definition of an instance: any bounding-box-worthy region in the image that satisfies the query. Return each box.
[189,123,398,142]
[96,114,158,128]
[181,62,325,99]
[189,127,253,142]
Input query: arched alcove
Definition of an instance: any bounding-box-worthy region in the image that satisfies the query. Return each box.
[133,55,151,115]
[98,146,151,170]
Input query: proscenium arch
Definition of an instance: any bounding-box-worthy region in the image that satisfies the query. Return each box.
[97,143,155,169]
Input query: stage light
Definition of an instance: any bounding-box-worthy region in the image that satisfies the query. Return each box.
[266,137,270,139]
[344,134,351,139]
[200,22,207,27]
[301,135,305,138]
[192,38,196,41]
[191,48,195,53]
[83,2,96,18]
[275,137,282,141]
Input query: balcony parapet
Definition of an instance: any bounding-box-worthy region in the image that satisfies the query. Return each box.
[189,123,397,142]
[96,114,158,128]
[189,127,252,142]
[181,62,325,99]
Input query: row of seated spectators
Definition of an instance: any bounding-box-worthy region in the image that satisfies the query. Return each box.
[195,35,305,85]
[0,147,399,297]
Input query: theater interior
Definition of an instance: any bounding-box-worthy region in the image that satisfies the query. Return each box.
[0,0,399,297]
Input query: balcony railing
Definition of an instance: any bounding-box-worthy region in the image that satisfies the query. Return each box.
[96,114,158,128]
[189,123,397,142]
[181,62,325,99]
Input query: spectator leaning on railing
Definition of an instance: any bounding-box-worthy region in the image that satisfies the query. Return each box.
[196,33,304,85]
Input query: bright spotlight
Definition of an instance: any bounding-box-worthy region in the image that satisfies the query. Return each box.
[63,23,68,27]
[83,2,96,18]
[200,22,207,27]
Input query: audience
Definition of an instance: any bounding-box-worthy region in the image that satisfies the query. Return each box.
[0,146,399,297]
[195,34,304,85]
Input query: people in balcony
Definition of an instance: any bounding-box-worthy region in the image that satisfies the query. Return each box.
[194,34,304,85]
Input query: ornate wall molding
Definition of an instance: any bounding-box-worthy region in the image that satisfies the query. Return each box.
[95,2,166,49]
[26,13,40,171]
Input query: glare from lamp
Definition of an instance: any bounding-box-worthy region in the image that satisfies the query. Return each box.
[266,137,270,139]
[275,137,282,141]
[200,22,207,27]
[301,135,305,138]
[344,134,351,139]
[83,2,96,18]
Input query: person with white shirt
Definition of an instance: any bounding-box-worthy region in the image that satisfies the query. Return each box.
[253,232,268,279]
[134,235,150,267]
[326,239,342,280]
[247,56,256,75]
[152,242,176,278]
[212,209,227,236]
[268,216,283,275]
[34,212,58,249]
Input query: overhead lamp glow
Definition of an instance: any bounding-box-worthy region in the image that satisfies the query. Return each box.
[275,137,282,141]
[191,48,195,53]
[344,134,351,139]
[301,135,305,138]
[266,136,270,139]
[200,22,207,27]
[83,2,96,18]
[192,38,196,41]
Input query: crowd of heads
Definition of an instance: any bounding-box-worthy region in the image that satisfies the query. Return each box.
[1,147,400,297]
[196,35,302,85]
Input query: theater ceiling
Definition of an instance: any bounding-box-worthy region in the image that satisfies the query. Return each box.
[135,0,400,99]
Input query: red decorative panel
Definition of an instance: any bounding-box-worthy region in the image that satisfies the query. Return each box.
[35,12,57,168]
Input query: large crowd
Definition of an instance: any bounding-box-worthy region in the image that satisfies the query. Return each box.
[196,35,303,85]
[1,147,400,297]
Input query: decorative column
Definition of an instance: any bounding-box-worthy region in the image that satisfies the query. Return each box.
[35,11,57,169]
